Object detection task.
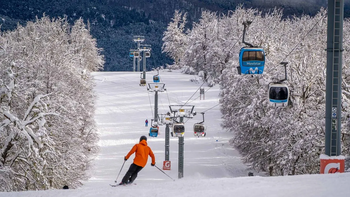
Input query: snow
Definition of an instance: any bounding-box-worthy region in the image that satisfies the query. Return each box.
[320,154,346,160]
[1,70,349,197]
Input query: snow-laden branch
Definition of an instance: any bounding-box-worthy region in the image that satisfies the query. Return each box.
[342,90,350,97]
[0,68,15,102]
[2,94,58,148]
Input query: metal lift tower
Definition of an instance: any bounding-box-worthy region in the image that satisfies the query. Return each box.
[140,44,151,80]
[133,36,145,72]
[322,0,345,173]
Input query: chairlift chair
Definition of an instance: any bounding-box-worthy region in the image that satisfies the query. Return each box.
[268,83,289,107]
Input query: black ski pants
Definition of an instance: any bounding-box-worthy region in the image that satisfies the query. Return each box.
[121,163,143,184]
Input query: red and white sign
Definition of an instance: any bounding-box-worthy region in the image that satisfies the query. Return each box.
[320,154,345,174]
[163,160,171,170]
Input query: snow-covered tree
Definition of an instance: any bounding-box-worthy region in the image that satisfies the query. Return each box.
[0,16,104,191]
[162,10,188,66]
[341,17,350,171]
[220,8,330,176]
[179,11,218,82]
[165,7,350,176]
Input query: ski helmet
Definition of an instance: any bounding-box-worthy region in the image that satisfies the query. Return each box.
[140,135,147,142]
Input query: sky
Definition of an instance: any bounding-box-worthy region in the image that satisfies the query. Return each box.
[1,70,350,197]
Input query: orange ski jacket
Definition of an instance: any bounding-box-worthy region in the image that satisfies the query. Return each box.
[125,140,155,167]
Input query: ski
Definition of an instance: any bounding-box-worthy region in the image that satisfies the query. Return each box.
[110,183,136,187]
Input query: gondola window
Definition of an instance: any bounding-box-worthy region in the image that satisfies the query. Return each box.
[269,87,288,100]
[242,51,264,62]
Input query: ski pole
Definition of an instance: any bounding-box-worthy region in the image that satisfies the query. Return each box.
[115,160,126,183]
[154,165,175,181]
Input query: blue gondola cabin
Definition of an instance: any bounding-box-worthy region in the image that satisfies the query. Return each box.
[149,126,159,137]
[153,75,160,83]
[239,48,265,75]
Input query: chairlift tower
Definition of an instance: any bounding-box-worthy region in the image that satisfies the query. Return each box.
[147,83,166,125]
[168,105,196,179]
[129,49,138,72]
[322,0,345,173]
[140,44,151,80]
[163,114,172,170]
[133,36,145,72]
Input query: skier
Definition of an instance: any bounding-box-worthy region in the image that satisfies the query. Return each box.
[145,119,148,127]
[119,135,155,185]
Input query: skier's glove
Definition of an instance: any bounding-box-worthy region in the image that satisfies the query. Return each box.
[151,163,155,166]
[124,157,127,161]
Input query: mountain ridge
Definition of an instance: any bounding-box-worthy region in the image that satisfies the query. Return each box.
[0,0,344,71]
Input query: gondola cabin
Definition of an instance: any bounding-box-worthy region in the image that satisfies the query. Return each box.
[268,83,289,107]
[171,123,185,137]
[134,51,140,58]
[140,79,146,86]
[239,48,265,75]
[149,125,159,137]
[193,123,206,137]
[153,75,160,83]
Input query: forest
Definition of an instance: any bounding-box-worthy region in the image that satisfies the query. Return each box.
[0,0,341,71]
[162,6,350,175]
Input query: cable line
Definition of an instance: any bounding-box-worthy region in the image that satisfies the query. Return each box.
[279,11,327,64]
[187,85,214,104]
[180,81,206,108]
[202,102,221,113]
[147,91,154,118]
[166,90,172,106]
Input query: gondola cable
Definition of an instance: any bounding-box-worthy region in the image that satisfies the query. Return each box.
[147,91,154,118]
[202,102,221,113]
[186,85,214,104]
[273,11,327,70]
[180,81,206,109]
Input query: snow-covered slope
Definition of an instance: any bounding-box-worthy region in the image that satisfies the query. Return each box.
[2,70,350,197]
